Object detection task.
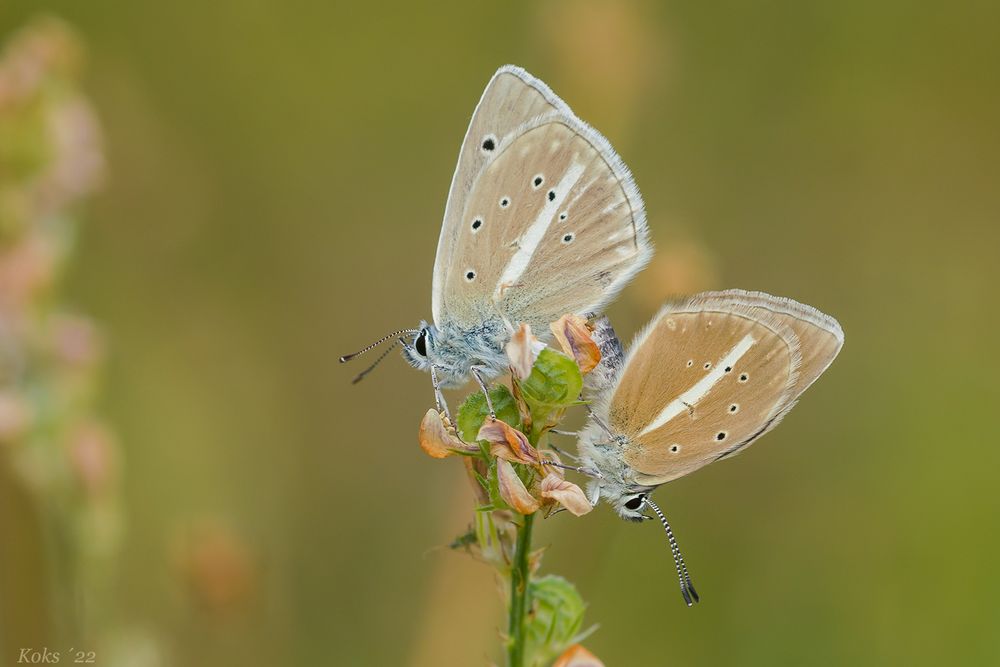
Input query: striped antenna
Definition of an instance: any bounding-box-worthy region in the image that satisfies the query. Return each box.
[339,329,420,363]
[643,496,700,606]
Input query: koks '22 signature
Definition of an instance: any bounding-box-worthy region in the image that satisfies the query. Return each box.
[17,648,95,664]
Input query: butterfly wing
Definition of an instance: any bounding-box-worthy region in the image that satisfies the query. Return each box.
[603,290,843,486]
[431,66,650,332]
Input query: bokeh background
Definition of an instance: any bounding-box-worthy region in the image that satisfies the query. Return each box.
[1,1,998,665]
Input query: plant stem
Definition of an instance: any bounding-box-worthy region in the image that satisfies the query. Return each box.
[508,511,535,667]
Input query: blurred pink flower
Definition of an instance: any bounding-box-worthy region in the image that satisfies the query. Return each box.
[68,420,117,496]
[554,644,605,667]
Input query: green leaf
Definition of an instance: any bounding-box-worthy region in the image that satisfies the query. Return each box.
[485,456,507,510]
[456,385,520,442]
[523,575,589,665]
[515,349,583,440]
[519,349,583,409]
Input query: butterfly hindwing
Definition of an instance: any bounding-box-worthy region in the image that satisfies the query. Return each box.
[432,66,650,332]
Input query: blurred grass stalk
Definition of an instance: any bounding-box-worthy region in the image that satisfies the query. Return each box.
[0,16,121,653]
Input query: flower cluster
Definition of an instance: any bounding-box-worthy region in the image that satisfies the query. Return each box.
[0,16,149,660]
[418,314,606,667]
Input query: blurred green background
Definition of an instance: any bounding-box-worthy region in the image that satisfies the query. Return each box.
[1,1,998,665]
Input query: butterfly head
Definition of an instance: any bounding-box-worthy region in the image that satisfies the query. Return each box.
[594,479,655,523]
[400,323,435,371]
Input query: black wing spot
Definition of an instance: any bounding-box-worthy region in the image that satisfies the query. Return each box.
[533,174,544,188]
[559,212,568,221]
[670,444,681,453]
[704,362,712,370]
[716,432,727,441]
[481,136,496,151]
[547,190,556,202]
[471,218,483,231]
[739,373,749,383]
[730,404,739,413]
[499,197,510,208]
[562,233,574,244]
[465,270,476,282]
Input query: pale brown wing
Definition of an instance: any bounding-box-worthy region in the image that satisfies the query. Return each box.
[431,66,649,331]
[610,292,843,485]
[705,289,844,396]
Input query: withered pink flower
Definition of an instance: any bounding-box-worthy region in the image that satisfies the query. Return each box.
[477,419,540,467]
[550,314,601,374]
[51,313,103,368]
[540,474,593,517]
[418,409,478,458]
[505,322,545,380]
[553,644,605,667]
[496,459,540,515]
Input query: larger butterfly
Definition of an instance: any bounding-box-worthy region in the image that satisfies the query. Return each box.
[577,290,844,605]
[341,66,652,415]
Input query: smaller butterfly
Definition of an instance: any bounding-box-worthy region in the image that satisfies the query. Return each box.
[576,290,844,605]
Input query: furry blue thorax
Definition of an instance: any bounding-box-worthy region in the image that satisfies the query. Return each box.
[401,319,510,389]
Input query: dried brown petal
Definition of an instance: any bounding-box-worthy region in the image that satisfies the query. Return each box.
[497,459,540,515]
[550,314,601,373]
[505,322,545,379]
[478,419,540,466]
[553,644,605,667]
[540,474,593,517]
[419,409,477,458]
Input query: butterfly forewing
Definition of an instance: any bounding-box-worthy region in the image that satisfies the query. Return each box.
[714,290,844,394]
[432,69,558,326]
[432,66,650,331]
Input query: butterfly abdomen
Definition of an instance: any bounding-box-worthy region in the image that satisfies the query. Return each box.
[584,316,625,396]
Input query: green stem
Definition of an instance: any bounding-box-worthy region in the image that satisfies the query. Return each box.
[507,511,535,667]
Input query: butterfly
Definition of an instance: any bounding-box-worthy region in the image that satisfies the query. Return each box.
[576,290,844,605]
[341,66,652,417]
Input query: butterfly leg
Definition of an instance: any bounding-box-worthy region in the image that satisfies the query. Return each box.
[470,365,496,420]
[546,442,581,463]
[541,459,603,478]
[429,365,453,425]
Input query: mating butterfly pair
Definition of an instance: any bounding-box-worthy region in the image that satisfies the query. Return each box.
[341,66,843,605]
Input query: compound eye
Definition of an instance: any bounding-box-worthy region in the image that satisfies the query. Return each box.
[624,496,644,511]
[414,330,428,357]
